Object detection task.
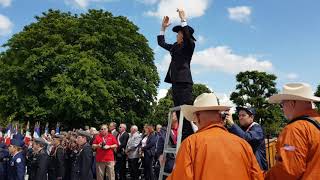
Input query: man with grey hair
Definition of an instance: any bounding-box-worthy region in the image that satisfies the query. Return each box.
[92,124,118,180]
[109,122,118,138]
[266,83,320,179]
[126,125,142,180]
[115,123,129,180]
[156,124,162,133]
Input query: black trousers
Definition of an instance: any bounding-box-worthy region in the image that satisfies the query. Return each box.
[172,82,194,141]
[143,153,154,180]
[128,158,139,180]
[115,155,127,180]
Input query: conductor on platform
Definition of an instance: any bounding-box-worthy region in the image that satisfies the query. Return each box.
[157,9,196,140]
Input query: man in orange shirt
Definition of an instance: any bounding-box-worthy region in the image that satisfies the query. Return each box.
[266,83,320,179]
[167,93,263,180]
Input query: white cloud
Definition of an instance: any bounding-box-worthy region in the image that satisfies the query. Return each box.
[286,73,299,80]
[65,0,114,9]
[193,46,273,74]
[157,46,273,74]
[157,88,168,101]
[156,53,171,72]
[146,0,210,22]
[0,0,11,7]
[228,6,251,23]
[216,92,236,113]
[0,14,13,36]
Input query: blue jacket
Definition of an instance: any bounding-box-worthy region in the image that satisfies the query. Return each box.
[142,133,157,158]
[0,143,10,180]
[8,151,25,180]
[228,123,268,170]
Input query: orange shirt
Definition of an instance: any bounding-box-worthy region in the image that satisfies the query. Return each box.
[266,110,320,180]
[167,124,263,180]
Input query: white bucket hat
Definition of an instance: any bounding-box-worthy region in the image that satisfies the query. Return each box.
[181,93,231,122]
[268,82,320,104]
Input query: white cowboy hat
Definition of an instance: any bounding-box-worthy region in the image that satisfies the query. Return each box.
[181,93,231,122]
[268,82,320,104]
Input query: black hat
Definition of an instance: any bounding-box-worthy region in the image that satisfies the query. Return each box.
[0,143,6,149]
[10,138,24,148]
[34,138,47,146]
[172,25,196,41]
[12,133,24,141]
[236,106,256,116]
[77,130,92,139]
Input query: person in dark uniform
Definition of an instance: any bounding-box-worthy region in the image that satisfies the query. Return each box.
[157,9,196,141]
[30,138,49,180]
[48,134,65,180]
[0,142,10,180]
[70,139,80,180]
[8,138,25,180]
[26,140,34,178]
[76,130,93,180]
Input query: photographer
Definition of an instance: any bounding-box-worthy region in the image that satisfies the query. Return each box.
[92,124,118,180]
[225,107,267,171]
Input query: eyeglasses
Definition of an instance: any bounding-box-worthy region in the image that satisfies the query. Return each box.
[100,128,107,130]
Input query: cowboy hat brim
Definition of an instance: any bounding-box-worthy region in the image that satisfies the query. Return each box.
[181,105,231,122]
[268,94,320,104]
[172,25,196,41]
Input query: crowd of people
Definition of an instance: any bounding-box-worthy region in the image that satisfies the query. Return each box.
[0,119,179,180]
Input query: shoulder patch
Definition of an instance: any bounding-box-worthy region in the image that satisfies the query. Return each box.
[283,144,296,151]
[16,158,21,163]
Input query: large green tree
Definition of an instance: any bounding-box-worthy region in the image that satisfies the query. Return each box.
[230,71,285,136]
[151,84,212,125]
[0,9,159,128]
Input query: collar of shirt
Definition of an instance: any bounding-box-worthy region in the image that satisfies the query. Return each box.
[292,109,319,120]
[196,123,227,133]
[12,151,22,158]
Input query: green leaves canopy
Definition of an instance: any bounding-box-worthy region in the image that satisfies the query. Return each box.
[230,71,285,136]
[0,9,159,128]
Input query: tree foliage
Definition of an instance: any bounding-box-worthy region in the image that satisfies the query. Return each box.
[0,9,159,128]
[151,84,212,125]
[230,71,285,136]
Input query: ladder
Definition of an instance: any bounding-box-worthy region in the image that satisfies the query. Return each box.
[158,106,185,180]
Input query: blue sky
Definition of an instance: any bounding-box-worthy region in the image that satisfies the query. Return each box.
[1,0,320,106]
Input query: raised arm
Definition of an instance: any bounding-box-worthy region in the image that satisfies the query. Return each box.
[177,9,194,48]
[157,16,173,51]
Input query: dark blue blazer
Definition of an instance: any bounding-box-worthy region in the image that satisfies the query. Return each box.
[228,123,268,170]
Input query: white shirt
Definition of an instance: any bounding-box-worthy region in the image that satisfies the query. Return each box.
[117,131,124,146]
[141,136,148,147]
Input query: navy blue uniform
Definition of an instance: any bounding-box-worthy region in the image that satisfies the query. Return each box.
[8,151,25,180]
[228,122,268,170]
[0,143,10,180]
[30,148,49,180]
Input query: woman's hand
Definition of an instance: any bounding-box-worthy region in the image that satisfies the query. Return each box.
[161,16,171,31]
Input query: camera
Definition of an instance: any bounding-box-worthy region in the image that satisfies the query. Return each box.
[220,112,228,120]
[101,141,106,149]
